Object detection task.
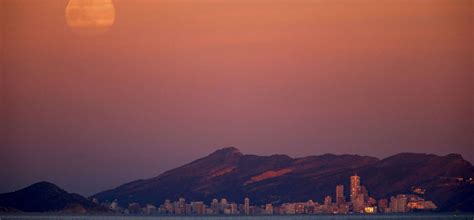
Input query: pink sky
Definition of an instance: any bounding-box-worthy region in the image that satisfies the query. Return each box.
[1,0,472,195]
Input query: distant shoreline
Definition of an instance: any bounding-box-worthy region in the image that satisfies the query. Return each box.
[2,213,474,220]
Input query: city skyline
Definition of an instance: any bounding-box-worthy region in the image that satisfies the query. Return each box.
[67,174,441,215]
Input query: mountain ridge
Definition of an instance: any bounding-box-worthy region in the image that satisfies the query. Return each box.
[92,147,474,212]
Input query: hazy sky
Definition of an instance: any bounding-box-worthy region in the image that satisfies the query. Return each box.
[1,0,472,196]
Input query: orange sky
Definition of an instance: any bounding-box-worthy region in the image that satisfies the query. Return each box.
[1,0,472,195]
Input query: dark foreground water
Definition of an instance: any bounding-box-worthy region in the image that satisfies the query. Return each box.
[1,215,474,220]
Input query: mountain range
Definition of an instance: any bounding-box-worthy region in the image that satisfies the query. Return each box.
[92,147,474,212]
[1,147,473,213]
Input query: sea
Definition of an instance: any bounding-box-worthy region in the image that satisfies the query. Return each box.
[1,215,474,220]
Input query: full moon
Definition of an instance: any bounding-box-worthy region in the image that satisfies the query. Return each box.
[65,0,115,35]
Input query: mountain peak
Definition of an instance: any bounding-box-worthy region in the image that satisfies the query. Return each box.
[28,181,60,189]
[381,152,471,165]
[444,153,464,160]
[20,181,66,194]
[210,147,242,156]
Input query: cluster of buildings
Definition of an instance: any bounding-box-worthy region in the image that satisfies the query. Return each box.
[97,174,437,215]
[344,174,437,214]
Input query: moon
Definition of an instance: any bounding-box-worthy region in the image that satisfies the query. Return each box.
[65,0,115,35]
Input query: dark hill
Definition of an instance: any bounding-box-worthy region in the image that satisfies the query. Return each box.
[0,181,99,213]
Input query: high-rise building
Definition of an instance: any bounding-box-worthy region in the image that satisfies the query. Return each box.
[185,204,192,215]
[145,204,157,215]
[336,185,345,205]
[174,198,186,215]
[295,203,305,214]
[244,197,250,215]
[282,203,296,214]
[160,199,173,214]
[220,198,228,213]
[389,194,408,213]
[324,195,332,206]
[265,204,273,214]
[230,203,238,214]
[220,198,228,205]
[390,196,398,212]
[396,195,408,213]
[211,199,219,214]
[191,201,205,215]
[378,199,389,213]
[350,174,360,202]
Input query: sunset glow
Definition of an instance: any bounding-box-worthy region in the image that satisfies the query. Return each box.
[1,0,472,197]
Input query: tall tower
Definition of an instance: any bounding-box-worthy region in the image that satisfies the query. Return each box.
[244,197,250,215]
[350,174,360,202]
[336,184,345,205]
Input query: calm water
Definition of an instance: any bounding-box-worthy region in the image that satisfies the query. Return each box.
[1,215,474,220]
